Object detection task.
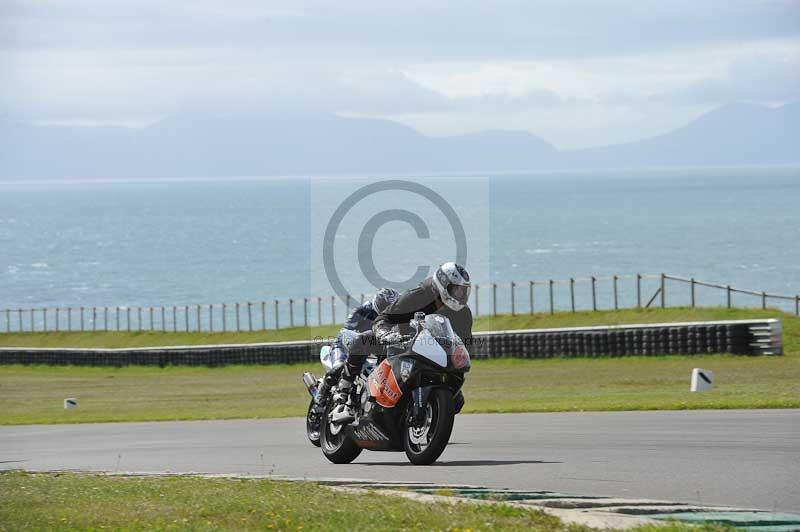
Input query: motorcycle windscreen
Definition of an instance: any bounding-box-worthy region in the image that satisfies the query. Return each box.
[423,314,456,340]
[411,328,448,367]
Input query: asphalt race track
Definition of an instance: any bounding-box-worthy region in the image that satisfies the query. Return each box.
[2,410,798,512]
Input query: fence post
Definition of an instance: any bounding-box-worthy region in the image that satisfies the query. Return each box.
[92,307,97,332]
[54,308,59,332]
[183,305,188,332]
[475,285,480,316]
[591,277,597,311]
[261,301,266,330]
[636,273,642,308]
[126,307,131,332]
[161,306,166,333]
[18,309,23,332]
[727,286,732,308]
[304,298,309,327]
[30,308,35,331]
[569,278,575,312]
[331,296,336,324]
[492,283,497,317]
[613,275,619,310]
[510,282,516,316]
[235,303,241,332]
[690,278,696,308]
[138,307,143,332]
[549,279,554,315]
[289,299,294,328]
[796,295,799,317]
[660,273,666,308]
[209,305,214,332]
[529,281,534,314]
[317,297,322,326]
[247,302,253,332]
[80,307,85,332]
[43,308,48,331]
[222,304,227,332]
[762,292,767,310]
[104,307,109,332]
[115,307,119,331]
[172,306,176,332]
[360,293,365,305]
[275,300,280,329]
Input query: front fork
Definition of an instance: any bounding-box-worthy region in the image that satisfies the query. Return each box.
[410,383,465,423]
[411,385,434,425]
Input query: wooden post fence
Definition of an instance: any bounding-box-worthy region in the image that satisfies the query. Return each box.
[529,281,534,314]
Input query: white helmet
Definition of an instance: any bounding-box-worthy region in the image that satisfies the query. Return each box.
[432,262,471,311]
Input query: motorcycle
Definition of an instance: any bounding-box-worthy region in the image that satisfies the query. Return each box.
[302,312,469,465]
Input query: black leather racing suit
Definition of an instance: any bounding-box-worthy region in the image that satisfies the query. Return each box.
[341,277,474,379]
[372,277,473,346]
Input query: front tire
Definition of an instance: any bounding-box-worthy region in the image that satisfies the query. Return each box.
[403,387,455,465]
[320,402,362,464]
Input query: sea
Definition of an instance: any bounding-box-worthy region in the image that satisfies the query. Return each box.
[1,167,799,326]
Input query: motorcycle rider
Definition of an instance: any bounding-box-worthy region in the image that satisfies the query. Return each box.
[331,262,472,421]
[314,287,399,408]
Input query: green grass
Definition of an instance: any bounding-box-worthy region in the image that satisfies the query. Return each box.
[1,308,797,425]
[0,472,734,532]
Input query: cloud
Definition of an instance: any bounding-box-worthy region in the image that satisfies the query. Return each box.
[2,0,799,60]
[655,53,800,104]
[2,1,799,148]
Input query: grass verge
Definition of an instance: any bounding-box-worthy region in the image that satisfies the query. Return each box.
[1,308,798,425]
[0,472,732,531]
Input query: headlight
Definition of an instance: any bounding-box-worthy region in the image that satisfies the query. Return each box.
[451,344,470,369]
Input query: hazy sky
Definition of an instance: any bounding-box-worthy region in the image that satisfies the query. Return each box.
[2,1,799,148]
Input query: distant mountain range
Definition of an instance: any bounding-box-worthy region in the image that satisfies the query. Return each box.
[1,102,797,179]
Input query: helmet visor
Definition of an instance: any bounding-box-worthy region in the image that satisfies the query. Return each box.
[447,284,470,306]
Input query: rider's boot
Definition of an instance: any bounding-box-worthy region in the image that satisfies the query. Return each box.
[330,375,356,425]
[314,362,343,411]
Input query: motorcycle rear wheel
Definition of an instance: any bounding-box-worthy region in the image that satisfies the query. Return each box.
[306,398,321,447]
[403,387,455,465]
[320,402,362,464]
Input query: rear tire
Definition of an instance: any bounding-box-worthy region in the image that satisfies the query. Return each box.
[403,388,455,465]
[320,402,362,464]
[306,399,321,447]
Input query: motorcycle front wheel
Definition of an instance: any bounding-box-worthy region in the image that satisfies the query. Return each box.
[403,387,455,465]
[306,398,321,447]
[320,403,362,464]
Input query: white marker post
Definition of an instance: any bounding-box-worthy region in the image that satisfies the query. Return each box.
[691,369,713,392]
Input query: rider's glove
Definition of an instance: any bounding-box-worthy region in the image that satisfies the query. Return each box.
[379,331,405,345]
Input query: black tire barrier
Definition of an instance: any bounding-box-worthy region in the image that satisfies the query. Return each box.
[0,319,783,367]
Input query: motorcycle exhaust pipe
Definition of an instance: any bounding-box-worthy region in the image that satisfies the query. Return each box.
[302,372,318,398]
